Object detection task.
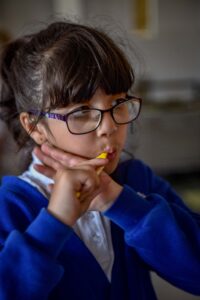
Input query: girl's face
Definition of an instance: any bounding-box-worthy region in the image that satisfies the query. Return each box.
[42,89,128,174]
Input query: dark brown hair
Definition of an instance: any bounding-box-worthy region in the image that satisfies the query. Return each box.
[0,21,134,148]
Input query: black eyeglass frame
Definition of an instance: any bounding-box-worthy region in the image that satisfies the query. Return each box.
[29,95,142,135]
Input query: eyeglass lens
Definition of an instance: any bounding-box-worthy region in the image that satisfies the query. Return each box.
[68,109,101,134]
[67,99,140,134]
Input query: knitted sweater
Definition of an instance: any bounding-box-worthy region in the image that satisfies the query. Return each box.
[0,159,199,299]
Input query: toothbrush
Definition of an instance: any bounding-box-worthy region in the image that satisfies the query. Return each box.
[76,152,108,198]
[95,152,108,175]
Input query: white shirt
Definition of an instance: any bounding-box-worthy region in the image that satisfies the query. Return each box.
[19,154,115,281]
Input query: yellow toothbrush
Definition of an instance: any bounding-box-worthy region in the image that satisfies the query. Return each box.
[95,152,108,175]
[76,152,108,198]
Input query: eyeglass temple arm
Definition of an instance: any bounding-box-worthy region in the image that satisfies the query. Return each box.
[29,111,67,122]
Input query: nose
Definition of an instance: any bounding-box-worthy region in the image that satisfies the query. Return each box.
[96,111,118,137]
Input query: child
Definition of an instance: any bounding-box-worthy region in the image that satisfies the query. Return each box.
[0,21,199,300]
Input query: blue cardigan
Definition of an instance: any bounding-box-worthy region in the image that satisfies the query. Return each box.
[0,159,199,299]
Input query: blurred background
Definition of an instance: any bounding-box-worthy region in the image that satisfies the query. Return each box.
[0,1,200,299]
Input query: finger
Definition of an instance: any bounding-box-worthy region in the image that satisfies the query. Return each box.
[41,143,84,167]
[78,157,108,171]
[33,164,56,179]
[73,162,108,200]
[80,186,101,204]
[75,168,99,199]
[34,146,62,170]
[41,143,108,169]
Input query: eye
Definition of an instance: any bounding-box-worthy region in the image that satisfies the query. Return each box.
[112,98,126,106]
[69,108,100,122]
[70,105,90,113]
[70,109,91,120]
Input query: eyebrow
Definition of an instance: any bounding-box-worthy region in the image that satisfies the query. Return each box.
[69,105,91,113]
[51,103,90,115]
[52,94,128,114]
[89,94,128,108]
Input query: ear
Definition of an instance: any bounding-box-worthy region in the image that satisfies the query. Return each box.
[19,112,47,145]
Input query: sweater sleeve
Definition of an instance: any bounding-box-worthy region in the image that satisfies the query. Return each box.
[0,205,73,300]
[104,160,200,295]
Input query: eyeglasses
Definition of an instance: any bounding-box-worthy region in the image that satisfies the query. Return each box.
[30,96,142,135]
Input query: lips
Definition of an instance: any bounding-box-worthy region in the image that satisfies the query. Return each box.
[102,146,117,161]
[107,151,117,161]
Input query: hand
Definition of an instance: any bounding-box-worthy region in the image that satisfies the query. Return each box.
[48,165,102,226]
[88,173,123,212]
[33,143,107,178]
[34,143,123,216]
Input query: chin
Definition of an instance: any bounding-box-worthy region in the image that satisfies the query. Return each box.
[105,159,119,175]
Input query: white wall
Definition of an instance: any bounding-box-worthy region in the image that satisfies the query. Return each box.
[1,0,199,83]
[0,0,53,36]
[132,0,200,80]
[84,0,200,81]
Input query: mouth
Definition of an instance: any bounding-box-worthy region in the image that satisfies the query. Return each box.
[96,147,120,174]
[106,150,117,161]
[101,146,118,161]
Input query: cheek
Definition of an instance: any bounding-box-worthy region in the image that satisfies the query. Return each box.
[45,121,128,161]
[53,133,89,155]
[47,123,95,157]
[105,126,128,174]
[117,125,128,145]
[43,122,76,152]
